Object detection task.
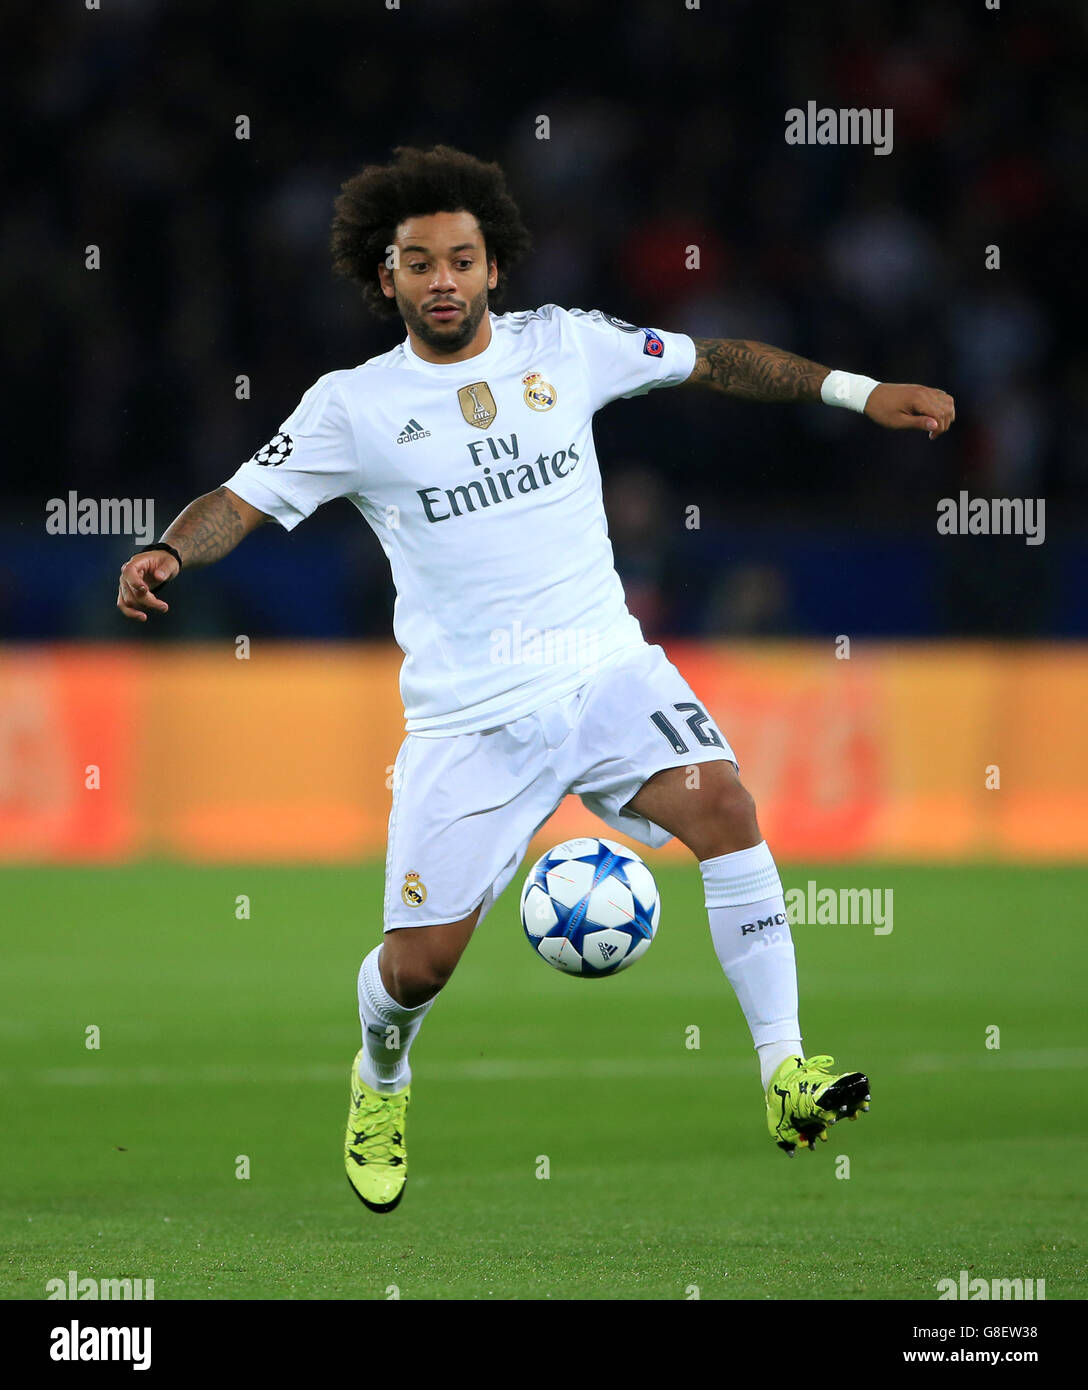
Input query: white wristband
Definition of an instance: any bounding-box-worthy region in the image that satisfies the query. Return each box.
[821,369,880,413]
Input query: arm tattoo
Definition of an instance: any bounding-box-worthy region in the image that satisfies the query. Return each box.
[689,337,829,403]
[162,487,250,568]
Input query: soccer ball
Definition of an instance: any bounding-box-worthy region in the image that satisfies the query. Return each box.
[520,837,660,978]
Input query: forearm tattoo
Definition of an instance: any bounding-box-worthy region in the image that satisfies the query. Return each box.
[162,487,248,568]
[690,338,828,403]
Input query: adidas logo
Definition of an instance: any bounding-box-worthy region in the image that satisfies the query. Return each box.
[396,418,430,444]
[597,941,619,960]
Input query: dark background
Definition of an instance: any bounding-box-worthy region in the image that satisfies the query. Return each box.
[4,0,1085,642]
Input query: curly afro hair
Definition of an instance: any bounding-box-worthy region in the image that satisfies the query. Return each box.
[331,145,531,317]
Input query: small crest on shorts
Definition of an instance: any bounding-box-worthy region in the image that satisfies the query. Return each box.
[458,381,497,429]
[401,871,427,907]
[522,371,557,411]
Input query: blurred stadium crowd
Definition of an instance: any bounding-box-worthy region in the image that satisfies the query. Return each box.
[5,0,1085,641]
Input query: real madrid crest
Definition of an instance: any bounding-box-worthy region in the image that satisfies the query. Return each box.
[401,871,427,907]
[458,382,497,429]
[522,371,557,411]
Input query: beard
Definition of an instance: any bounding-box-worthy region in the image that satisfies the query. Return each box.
[397,284,490,354]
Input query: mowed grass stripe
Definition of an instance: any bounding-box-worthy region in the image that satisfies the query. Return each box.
[5,1047,1088,1088]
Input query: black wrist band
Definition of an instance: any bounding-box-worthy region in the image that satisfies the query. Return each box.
[135,542,183,571]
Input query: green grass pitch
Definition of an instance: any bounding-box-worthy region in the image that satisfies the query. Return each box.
[1,861,1084,1300]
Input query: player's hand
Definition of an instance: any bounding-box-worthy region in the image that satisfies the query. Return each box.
[117,550,179,622]
[864,384,955,440]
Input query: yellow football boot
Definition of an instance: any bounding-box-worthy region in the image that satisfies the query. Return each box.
[766,1053,870,1156]
[344,1050,409,1211]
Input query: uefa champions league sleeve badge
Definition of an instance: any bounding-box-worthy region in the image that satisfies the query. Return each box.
[251,432,294,466]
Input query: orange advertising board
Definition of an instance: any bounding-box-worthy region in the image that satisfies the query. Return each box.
[1,642,1085,863]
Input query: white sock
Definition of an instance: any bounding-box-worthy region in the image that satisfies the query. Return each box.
[356,944,435,1094]
[700,841,803,1088]
[755,1039,805,1090]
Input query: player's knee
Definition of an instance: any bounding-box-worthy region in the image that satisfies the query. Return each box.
[386,952,457,1008]
[382,909,477,1006]
[720,777,759,837]
[698,778,760,857]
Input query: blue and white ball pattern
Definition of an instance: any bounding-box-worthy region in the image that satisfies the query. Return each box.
[520,837,660,977]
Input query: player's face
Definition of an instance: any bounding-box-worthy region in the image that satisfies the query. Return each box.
[379,211,498,361]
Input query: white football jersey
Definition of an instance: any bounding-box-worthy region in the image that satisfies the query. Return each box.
[222,305,697,734]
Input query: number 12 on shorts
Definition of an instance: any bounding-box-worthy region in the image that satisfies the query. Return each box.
[650,702,723,753]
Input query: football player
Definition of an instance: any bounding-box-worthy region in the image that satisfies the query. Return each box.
[117,145,954,1210]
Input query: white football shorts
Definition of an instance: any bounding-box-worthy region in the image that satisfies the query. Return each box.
[382,641,736,930]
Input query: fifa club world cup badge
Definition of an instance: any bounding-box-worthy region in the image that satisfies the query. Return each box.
[457,382,497,429]
[401,871,427,907]
[522,371,557,411]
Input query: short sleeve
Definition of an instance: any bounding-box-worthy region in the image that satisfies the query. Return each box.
[562,308,697,412]
[222,374,360,531]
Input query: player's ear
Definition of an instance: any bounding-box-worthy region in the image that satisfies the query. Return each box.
[377,263,396,299]
[487,258,498,291]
